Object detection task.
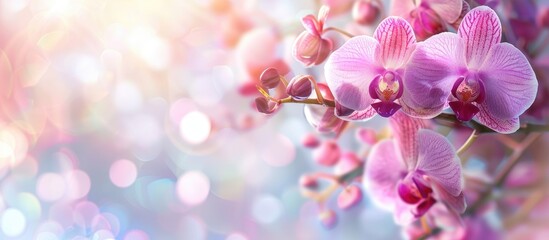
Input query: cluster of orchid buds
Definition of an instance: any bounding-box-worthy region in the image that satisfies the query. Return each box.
[252,0,549,239]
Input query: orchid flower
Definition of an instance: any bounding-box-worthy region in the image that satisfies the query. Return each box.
[391,0,463,40]
[325,17,416,120]
[363,112,465,224]
[402,6,538,133]
[293,6,333,67]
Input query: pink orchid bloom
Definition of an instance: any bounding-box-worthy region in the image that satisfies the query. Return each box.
[293,6,333,67]
[402,6,538,133]
[325,17,416,120]
[391,0,463,40]
[363,112,465,224]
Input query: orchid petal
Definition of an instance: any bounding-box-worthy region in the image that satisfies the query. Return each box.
[325,36,382,110]
[427,176,467,213]
[403,32,465,117]
[389,0,417,21]
[389,111,426,169]
[475,103,520,134]
[334,105,377,121]
[374,17,416,69]
[318,5,330,30]
[394,198,416,225]
[301,15,320,36]
[364,140,406,211]
[416,129,462,196]
[426,0,463,23]
[458,6,501,68]
[480,43,537,119]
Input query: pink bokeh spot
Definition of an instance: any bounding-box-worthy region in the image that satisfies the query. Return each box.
[109,159,138,188]
[176,171,210,206]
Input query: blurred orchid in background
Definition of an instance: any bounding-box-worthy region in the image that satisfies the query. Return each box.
[1,0,549,239]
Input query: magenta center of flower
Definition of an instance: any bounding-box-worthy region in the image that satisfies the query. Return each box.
[368,71,404,117]
[449,75,486,122]
[397,173,437,218]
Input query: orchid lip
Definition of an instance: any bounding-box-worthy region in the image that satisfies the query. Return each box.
[449,75,486,121]
[368,71,403,117]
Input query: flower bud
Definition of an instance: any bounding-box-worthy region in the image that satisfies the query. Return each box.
[312,140,341,166]
[334,152,361,175]
[259,67,281,89]
[318,209,337,229]
[292,31,333,67]
[538,7,549,28]
[286,75,313,100]
[352,0,380,25]
[299,174,318,189]
[317,83,334,101]
[411,7,445,40]
[337,185,362,210]
[255,97,279,114]
[355,127,377,145]
[301,133,320,148]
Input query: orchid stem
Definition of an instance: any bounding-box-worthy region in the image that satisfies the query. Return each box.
[324,27,355,38]
[465,133,542,215]
[457,129,478,157]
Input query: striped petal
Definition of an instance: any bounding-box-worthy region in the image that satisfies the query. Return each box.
[416,129,462,196]
[325,36,382,111]
[458,6,501,68]
[374,17,416,69]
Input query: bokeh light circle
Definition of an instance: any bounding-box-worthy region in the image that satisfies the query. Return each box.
[124,229,149,240]
[226,232,248,240]
[109,159,138,188]
[36,173,66,202]
[64,170,91,199]
[251,195,283,224]
[176,171,210,206]
[179,110,211,145]
[1,208,26,237]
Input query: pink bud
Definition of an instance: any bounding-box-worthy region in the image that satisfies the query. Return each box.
[259,67,281,89]
[301,133,320,148]
[337,185,362,210]
[255,97,279,114]
[334,152,361,175]
[312,140,341,166]
[299,175,318,189]
[304,105,347,135]
[411,7,445,40]
[318,209,337,229]
[538,7,549,28]
[317,83,334,101]
[355,127,377,145]
[352,0,380,25]
[292,31,333,67]
[286,75,313,100]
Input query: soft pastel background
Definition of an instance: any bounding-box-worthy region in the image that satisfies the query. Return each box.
[1,0,549,239]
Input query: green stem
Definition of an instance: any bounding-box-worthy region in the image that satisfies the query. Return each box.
[433,113,549,134]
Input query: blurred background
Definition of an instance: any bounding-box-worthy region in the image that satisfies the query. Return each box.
[1,0,549,239]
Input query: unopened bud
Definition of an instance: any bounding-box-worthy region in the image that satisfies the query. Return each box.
[255,97,279,114]
[352,0,380,25]
[337,185,362,210]
[355,127,377,145]
[286,75,314,101]
[292,32,333,67]
[259,68,281,89]
[334,152,361,175]
[313,140,341,166]
[317,83,334,101]
[299,175,318,189]
[301,133,320,148]
[318,209,337,229]
[539,7,549,28]
[411,7,445,40]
